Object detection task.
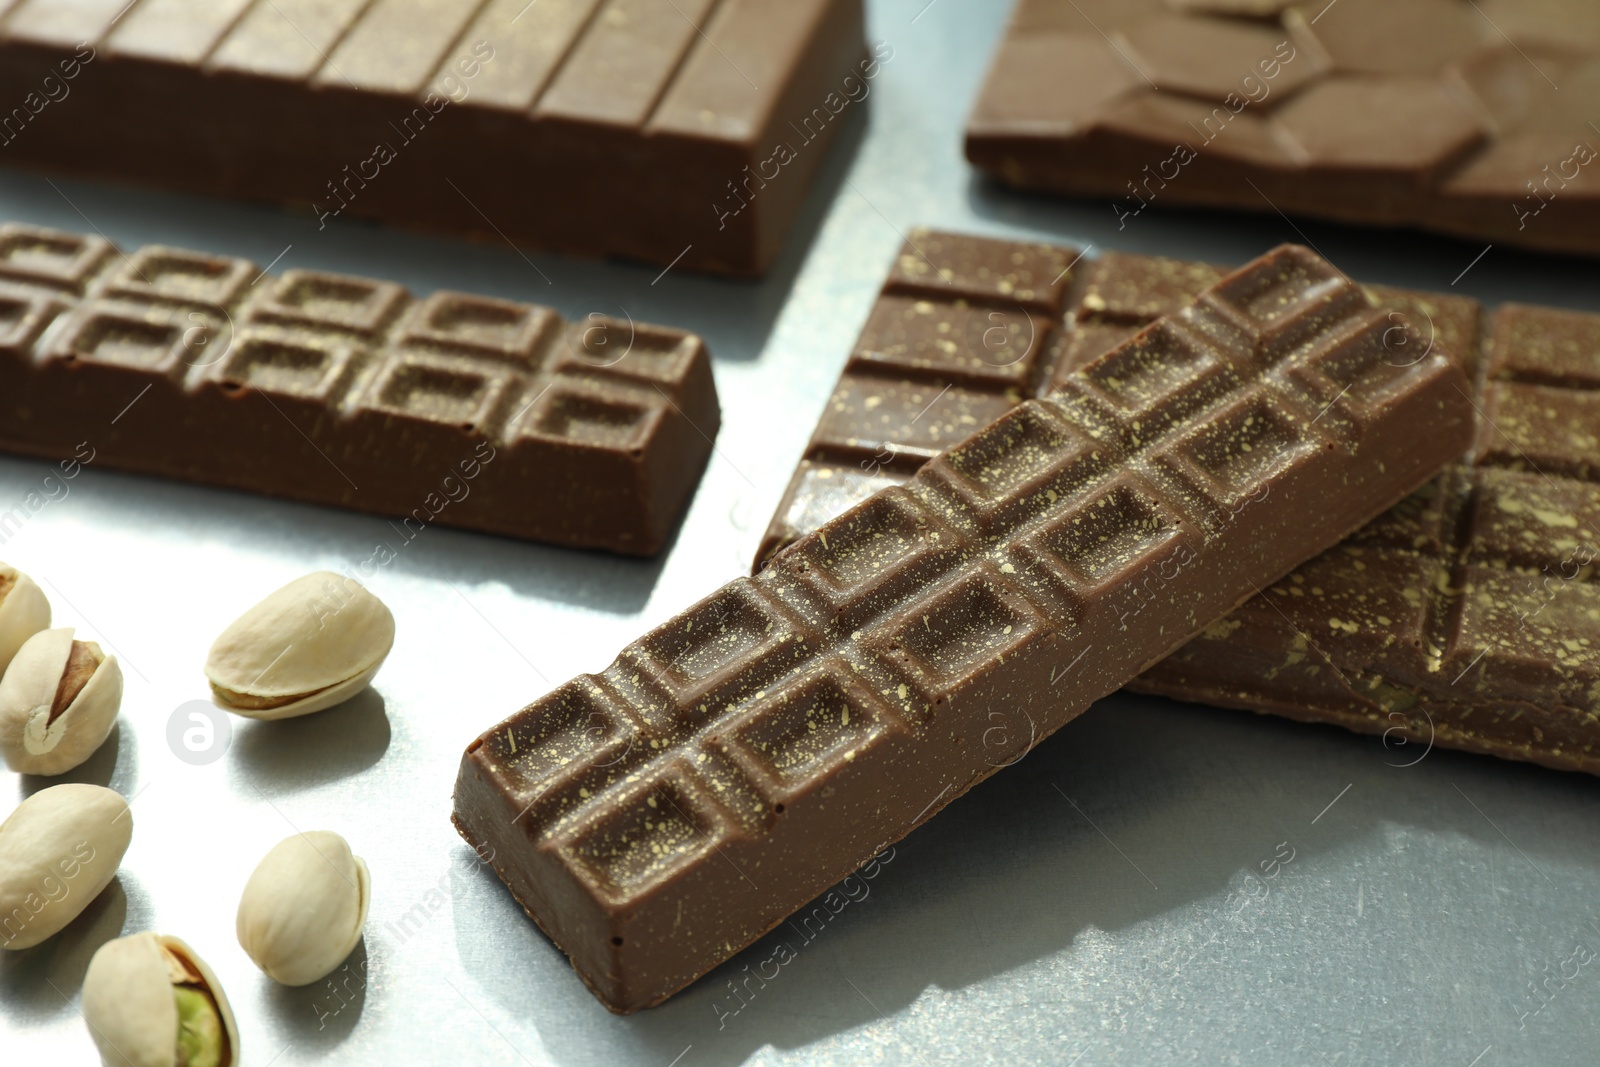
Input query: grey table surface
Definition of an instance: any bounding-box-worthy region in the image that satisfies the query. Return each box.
[5,1,1600,1064]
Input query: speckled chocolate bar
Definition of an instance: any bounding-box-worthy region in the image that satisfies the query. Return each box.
[756,230,1477,565]
[1136,305,1600,774]
[0,0,868,276]
[761,228,1600,775]
[966,0,1600,257]
[0,223,718,554]
[453,244,1473,1011]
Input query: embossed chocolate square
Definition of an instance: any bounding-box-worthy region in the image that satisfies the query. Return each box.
[454,244,1472,1012]
[0,223,719,555]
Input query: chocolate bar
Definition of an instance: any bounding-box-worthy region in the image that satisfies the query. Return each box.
[756,229,1089,567]
[0,223,718,555]
[1135,307,1600,774]
[757,231,1483,564]
[454,245,1473,1011]
[761,228,1600,776]
[0,0,872,276]
[965,0,1600,257]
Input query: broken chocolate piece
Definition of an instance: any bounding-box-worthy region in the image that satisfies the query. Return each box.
[965,0,1600,257]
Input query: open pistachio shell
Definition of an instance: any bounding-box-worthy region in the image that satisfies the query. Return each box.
[0,784,131,950]
[205,572,394,721]
[237,830,370,986]
[0,563,50,677]
[0,627,123,775]
[82,933,238,1067]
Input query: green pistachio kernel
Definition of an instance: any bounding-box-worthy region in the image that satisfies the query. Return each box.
[174,985,224,1067]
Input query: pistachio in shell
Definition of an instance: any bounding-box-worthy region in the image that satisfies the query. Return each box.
[0,783,132,950]
[236,830,370,986]
[0,562,50,677]
[204,572,394,720]
[0,627,123,775]
[82,933,238,1067]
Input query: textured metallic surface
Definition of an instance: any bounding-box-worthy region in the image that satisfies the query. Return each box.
[3,1,1599,1064]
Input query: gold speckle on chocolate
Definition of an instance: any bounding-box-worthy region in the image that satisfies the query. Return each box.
[455,242,1473,1013]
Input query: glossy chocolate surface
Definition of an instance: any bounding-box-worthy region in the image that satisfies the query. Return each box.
[1138,304,1600,774]
[965,0,1600,256]
[0,223,719,554]
[0,0,869,276]
[764,228,1600,774]
[758,231,1485,564]
[454,244,1473,1011]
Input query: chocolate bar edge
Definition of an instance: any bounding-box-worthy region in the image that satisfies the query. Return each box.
[452,247,1477,1011]
[0,223,722,556]
[452,379,1473,1011]
[0,0,869,277]
[1126,671,1600,776]
[760,226,1600,775]
[962,2,1600,259]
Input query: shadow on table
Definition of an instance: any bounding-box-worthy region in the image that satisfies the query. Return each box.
[19,720,131,799]
[263,938,369,1053]
[449,689,1600,1066]
[8,460,674,617]
[230,689,390,795]
[0,877,129,1021]
[963,171,1600,313]
[0,92,866,371]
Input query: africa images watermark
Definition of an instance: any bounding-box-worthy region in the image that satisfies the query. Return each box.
[1515,934,1598,1031]
[1513,138,1597,232]
[1114,37,1299,230]
[1115,481,1272,633]
[0,41,96,148]
[712,41,896,232]
[0,441,97,546]
[381,839,496,953]
[311,839,498,1030]
[712,845,897,1028]
[1058,837,1301,1063]
[159,436,501,768]
[1,838,99,947]
[330,441,498,593]
[314,40,497,230]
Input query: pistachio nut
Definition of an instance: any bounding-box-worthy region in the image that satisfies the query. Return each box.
[0,627,123,775]
[0,562,51,676]
[0,784,132,950]
[205,572,394,721]
[82,933,238,1067]
[237,830,370,986]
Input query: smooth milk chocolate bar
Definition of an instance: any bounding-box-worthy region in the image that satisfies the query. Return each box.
[0,224,718,555]
[454,245,1473,1011]
[0,0,870,276]
[966,0,1600,257]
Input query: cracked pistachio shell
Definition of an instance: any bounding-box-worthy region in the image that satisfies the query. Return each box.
[0,563,50,677]
[0,784,131,950]
[0,627,123,775]
[83,933,238,1067]
[205,572,394,721]
[237,830,370,986]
